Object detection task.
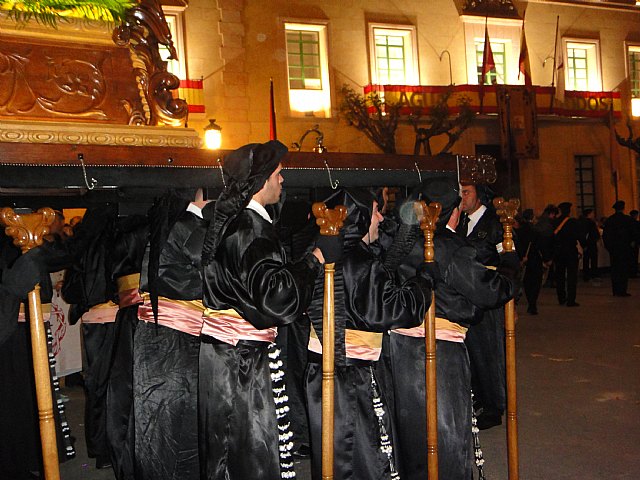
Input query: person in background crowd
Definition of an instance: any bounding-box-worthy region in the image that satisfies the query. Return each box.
[552,202,584,307]
[579,208,601,282]
[515,208,545,315]
[629,209,639,278]
[603,200,638,297]
[537,204,559,288]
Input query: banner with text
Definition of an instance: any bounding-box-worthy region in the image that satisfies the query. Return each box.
[364,84,622,119]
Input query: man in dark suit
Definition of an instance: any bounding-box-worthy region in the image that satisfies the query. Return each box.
[553,202,584,306]
[457,183,507,430]
[603,200,638,297]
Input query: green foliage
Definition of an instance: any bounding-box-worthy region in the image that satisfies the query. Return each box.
[339,84,401,154]
[4,0,134,27]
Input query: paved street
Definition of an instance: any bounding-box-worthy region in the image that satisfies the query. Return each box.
[59,276,640,480]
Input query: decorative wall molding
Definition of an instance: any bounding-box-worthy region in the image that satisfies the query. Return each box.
[0,119,202,147]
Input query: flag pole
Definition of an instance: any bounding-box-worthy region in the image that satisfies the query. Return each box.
[479,16,488,114]
[269,77,277,141]
[550,16,560,112]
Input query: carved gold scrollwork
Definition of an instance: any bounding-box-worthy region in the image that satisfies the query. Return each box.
[312,203,348,236]
[493,197,520,253]
[415,201,441,263]
[112,0,187,126]
[0,207,56,253]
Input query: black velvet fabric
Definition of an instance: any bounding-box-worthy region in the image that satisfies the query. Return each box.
[106,306,138,480]
[388,225,514,479]
[134,205,208,480]
[306,363,396,480]
[457,208,509,416]
[106,216,147,480]
[202,208,321,329]
[133,322,200,480]
[200,205,319,479]
[389,335,472,480]
[82,322,117,460]
[198,341,280,480]
[61,206,118,324]
[140,208,210,302]
[305,188,432,480]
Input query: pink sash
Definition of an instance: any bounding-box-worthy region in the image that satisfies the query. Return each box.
[82,301,119,324]
[201,308,277,346]
[393,317,468,343]
[138,293,205,337]
[116,273,142,308]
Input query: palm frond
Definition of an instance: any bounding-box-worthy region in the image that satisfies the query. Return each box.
[3,0,135,27]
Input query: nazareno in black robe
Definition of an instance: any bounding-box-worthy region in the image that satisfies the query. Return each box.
[458,207,509,418]
[200,205,321,480]
[105,215,148,480]
[0,231,77,478]
[134,198,211,480]
[305,189,432,480]
[389,227,514,480]
[61,205,119,465]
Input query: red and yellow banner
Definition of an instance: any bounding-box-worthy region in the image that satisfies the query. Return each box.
[363,84,622,119]
[178,78,205,114]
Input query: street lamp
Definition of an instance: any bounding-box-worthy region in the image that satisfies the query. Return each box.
[204,119,222,150]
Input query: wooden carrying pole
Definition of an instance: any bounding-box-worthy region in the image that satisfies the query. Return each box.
[493,197,521,480]
[0,207,60,480]
[312,202,347,480]
[416,200,441,480]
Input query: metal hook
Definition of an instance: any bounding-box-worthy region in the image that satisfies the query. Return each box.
[323,159,339,190]
[78,154,97,190]
[216,158,227,188]
[414,162,422,183]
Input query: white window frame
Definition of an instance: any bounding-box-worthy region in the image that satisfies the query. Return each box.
[461,16,521,86]
[626,43,640,116]
[368,23,419,86]
[160,6,187,81]
[284,21,331,118]
[562,38,602,92]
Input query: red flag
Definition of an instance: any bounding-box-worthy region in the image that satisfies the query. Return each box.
[518,20,532,86]
[479,19,496,113]
[269,78,277,141]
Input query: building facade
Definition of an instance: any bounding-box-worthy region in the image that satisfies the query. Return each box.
[169,0,640,218]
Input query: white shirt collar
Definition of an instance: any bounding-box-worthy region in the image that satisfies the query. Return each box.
[186,202,203,218]
[466,204,487,236]
[246,199,272,223]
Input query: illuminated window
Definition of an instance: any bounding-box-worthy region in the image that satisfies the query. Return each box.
[563,39,601,92]
[628,45,640,116]
[475,40,506,85]
[159,8,187,80]
[368,24,419,85]
[285,22,331,117]
[461,16,521,86]
[575,155,596,213]
[629,46,640,97]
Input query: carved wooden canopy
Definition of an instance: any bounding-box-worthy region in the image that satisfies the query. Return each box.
[0,0,186,127]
